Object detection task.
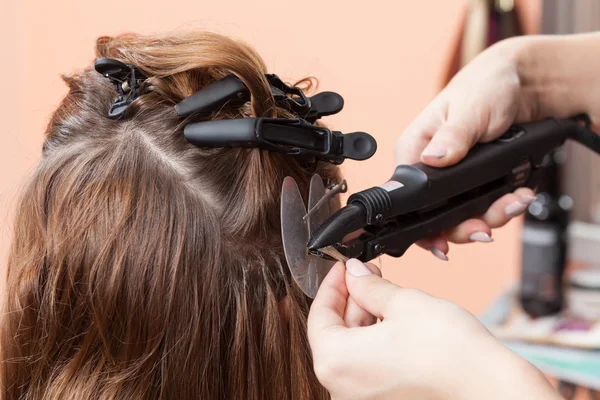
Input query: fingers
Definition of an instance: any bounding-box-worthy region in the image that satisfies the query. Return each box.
[395,99,446,165]
[395,131,433,165]
[420,122,477,167]
[479,188,536,229]
[415,187,536,251]
[308,262,349,342]
[416,236,449,261]
[344,259,401,320]
[344,262,382,328]
[439,188,536,243]
[442,218,492,244]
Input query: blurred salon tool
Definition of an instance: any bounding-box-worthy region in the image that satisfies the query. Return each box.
[567,267,600,321]
[520,150,571,318]
[482,288,600,397]
[442,0,524,87]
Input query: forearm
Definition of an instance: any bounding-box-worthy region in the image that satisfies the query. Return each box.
[508,32,600,123]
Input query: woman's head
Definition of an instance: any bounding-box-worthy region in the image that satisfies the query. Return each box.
[2,31,339,399]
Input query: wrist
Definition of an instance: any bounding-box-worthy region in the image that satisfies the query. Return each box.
[511,35,558,120]
[505,33,600,122]
[494,35,547,121]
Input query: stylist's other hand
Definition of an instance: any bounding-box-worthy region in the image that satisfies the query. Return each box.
[308,260,562,400]
[395,39,537,257]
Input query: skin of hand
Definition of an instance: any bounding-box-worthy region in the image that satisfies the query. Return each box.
[308,260,563,400]
[396,32,600,259]
[394,37,540,258]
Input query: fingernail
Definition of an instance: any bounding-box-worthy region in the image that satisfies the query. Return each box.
[346,258,372,277]
[469,232,494,243]
[505,201,528,217]
[421,143,448,159]
[519,194,537,205]
[428,247,449,261]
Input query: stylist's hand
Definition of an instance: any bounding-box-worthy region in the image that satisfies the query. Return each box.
[308,260,562,400]
[396,39,537,258]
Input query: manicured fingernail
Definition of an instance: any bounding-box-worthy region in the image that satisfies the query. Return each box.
[469,232,494,243]
[519,194,537,204]
[428,247,449,261]
[422,143,448,159]
[346,258,372,277]
[505,201,528,217]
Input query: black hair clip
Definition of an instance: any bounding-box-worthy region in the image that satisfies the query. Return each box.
[94,58,146,119]
[267,74,311,115]
[175,74,344,123]
[183,118,376,164]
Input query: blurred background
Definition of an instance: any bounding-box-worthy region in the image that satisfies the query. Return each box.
[1,0,599,398]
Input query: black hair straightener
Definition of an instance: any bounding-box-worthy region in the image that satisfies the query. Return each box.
[307,115,600,263]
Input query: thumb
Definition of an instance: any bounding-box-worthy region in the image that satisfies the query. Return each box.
[345,259,400,320]
[307,262,349,341]
[420,122,478,167]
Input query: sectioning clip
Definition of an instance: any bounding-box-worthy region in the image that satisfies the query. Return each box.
[175,75,248,117]
[183,118,376,164]
[268,74,311,116]
[94,58,146,119]
[302,91,345,122]
[175,74,344,123]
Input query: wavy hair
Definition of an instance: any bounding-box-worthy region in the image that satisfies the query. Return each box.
[1,31,339,399]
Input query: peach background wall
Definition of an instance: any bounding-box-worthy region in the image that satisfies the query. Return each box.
[0,0,540,314]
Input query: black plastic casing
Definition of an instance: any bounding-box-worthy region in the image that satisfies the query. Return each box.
[354,119,574,221]
[175,75,248,117]
[309,118,579,261]
[183,118,377,164]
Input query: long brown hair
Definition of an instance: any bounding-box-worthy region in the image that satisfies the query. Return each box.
[1,31,339,399]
